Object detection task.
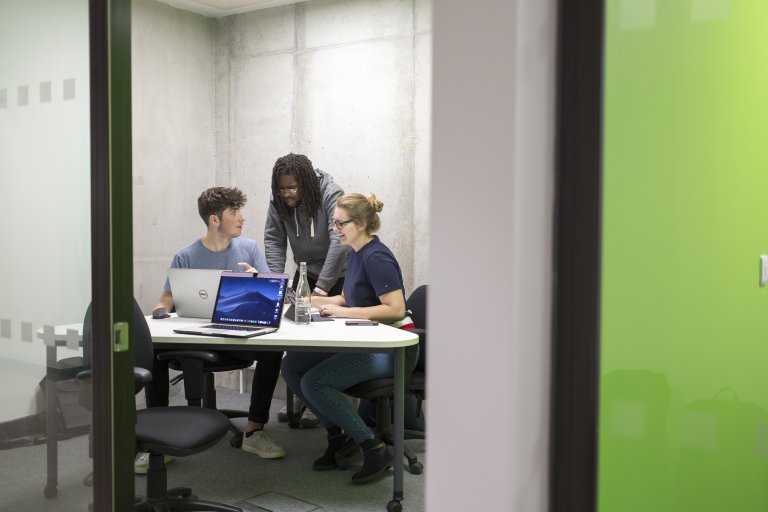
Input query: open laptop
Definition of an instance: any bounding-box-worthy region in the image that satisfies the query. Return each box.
[173,272,289,338]
[168,268,224,319]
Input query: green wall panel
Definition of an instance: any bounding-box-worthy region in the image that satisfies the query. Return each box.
[599,1,768,511]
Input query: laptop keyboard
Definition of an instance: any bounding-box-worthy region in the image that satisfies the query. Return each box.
[203,324,260,332]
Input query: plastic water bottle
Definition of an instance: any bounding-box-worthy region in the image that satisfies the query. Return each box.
[295,262,311,325]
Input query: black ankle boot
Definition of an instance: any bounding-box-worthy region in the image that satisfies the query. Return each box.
[351,438,392,484]
[313,430,357,471]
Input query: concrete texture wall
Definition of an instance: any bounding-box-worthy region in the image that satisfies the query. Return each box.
[132,0,217,311]
[133,0,430,311]
[215,0,431,293]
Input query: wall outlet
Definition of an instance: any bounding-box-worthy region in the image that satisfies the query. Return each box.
[761,255,768,287]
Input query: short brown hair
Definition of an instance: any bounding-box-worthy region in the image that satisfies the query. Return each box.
[336,193,384,235]
[197,187,247,226]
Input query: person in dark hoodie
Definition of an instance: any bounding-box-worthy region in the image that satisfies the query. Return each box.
[264,153,348,426]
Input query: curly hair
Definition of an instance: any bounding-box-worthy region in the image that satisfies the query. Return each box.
[197,187,247,226]
[271,153,322,220]
[336,193,384,235]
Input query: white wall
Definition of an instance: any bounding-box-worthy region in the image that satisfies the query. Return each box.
[132,0,430,312]
[428,0,555,510]
[0,0,91,420]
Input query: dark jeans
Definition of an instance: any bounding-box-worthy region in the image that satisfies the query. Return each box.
[292,269,344,297]
[145,349,283,425]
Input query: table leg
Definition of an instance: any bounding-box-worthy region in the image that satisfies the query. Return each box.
[391,347,405,508]
[45,345,58,498]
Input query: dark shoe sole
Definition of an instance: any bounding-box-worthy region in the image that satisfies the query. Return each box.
[351,449,393,484]
[351,463,392,484]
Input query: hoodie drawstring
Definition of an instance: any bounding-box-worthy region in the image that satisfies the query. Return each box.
[294,209,315,238]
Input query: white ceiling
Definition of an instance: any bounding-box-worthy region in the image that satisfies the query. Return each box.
[158,0,307,18]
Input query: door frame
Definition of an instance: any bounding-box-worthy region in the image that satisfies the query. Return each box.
[550,1,604,511]
[89,0,135,509]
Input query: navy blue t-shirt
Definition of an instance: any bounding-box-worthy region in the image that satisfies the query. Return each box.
[343,236,405,307]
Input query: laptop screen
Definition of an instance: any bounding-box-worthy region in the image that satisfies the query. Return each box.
[211,272,288,328]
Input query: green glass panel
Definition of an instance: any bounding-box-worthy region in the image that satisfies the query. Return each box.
[600,1,768,511]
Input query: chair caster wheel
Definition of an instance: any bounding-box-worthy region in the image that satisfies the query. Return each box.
[408,461,423,475]
[387,499,403,512]
[44,484,57,499]
[230,435,242,448]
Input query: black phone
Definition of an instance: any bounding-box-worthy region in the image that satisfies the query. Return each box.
[345,320,379,326]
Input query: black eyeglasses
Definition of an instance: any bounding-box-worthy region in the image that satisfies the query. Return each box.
[279,185,298,195]
[332,219,354,229]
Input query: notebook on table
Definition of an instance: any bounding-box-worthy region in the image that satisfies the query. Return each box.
[168,268,224,319]
[173,272,290,338]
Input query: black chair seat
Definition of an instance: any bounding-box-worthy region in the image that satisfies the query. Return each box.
[160,350,252,448]
[165,352,253,373]
[80,299,243,511]
[346,372,425,399]
[47,356,86,381]
[136,407,231,457]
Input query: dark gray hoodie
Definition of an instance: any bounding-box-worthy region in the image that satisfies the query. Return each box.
[263,169,348,292]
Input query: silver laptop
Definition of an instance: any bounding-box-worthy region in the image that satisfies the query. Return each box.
[173,272,290,338]
[168,268,224,319]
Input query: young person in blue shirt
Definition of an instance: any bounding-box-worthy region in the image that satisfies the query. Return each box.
[140,187,285,475]
[280,192,411,484]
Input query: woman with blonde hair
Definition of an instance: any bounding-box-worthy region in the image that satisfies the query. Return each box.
[281,192,411,484]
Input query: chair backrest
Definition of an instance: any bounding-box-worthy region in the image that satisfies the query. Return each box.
[406,285,427,329]
[82,298,155,394]
[405,285,427,372]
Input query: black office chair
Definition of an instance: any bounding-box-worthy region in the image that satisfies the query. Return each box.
[80,300,242,511]
[344,285,427,475]
[160,351,253,447]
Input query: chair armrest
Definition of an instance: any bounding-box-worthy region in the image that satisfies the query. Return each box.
[134,366,152,383]
[76,369,92,381]
[76,367,152,384]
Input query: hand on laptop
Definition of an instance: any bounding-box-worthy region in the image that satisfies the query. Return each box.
[237,262,258,274]
[319,304,341,317]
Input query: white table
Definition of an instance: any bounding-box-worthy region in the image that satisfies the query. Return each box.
[46,314,419,511]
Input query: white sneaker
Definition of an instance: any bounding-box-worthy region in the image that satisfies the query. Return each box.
[241,430,286,459]
[134,451,174,475]
[299,408,320,429]
[277,399,303,422]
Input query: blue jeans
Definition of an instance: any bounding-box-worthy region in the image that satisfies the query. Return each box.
[281,351,394,444]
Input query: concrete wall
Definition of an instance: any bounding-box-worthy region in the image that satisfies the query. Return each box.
[132,0,217,310]
[133,0,431,312]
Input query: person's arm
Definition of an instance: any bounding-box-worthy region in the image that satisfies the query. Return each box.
[318,289,405,323]
[312,292,346,308]
[153,290,174,312]
[314,179,348,293]
[237,239,271,274]
[263,201,288,273]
